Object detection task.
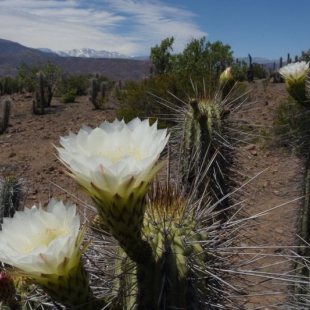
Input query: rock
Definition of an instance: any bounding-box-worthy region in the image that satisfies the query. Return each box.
[251,150,258,156]
[263,180,270,188]
[244,144,256,150]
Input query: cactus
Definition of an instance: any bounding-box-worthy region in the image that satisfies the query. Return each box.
[246,54,253,82]
[176,97,230,209]
[100,81,107,99]
[88,78,99,109]
[0,98,11,134]
[111,183,220,309]
[32,73,46,115]
[3,77,8,95]
[0,273,20,309]
[0,175,24,225]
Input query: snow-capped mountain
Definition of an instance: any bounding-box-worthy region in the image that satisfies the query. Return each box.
[38,47,135,59]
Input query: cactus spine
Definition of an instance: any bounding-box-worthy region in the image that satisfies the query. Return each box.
[0,98,11,134]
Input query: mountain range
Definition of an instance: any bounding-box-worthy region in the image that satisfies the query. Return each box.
[0,38,279,80]
[0,39,150,81]
[37,47,149,60]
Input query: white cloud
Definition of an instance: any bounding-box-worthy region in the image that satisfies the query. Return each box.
[0,0,207,55]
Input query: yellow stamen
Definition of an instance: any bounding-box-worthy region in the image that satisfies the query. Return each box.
[22,228,68,253]
[98,146,143,163]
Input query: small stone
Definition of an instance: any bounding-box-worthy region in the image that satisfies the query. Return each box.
[244,144,256,150]
[275,227,283,234]
[251,150,258,156]
[263,180,270,188]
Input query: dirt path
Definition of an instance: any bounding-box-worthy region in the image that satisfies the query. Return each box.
[233,81,304,308]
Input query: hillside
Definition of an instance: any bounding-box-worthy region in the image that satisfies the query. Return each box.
[0,39,150,81]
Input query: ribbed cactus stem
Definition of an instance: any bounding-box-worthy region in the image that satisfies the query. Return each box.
[0,273,20,310]
[135,217,211,309]
[182,98,226,206]
[111,181,217,309]
[92,190,153,264]
[38,259,106,310]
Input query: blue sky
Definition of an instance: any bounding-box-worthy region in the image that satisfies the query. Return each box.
[0,0,309,59]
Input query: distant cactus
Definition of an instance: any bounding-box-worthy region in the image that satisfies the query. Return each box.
[3,77,8,95]
[88,78,99,109]
[32,72,46,115]
[0,175,24,225]
[287,53,291,65]
[100,81,107,99]
[32,91,44,115]
[279,57,284,83]
[0,98,11,134]
[247,54,254,82]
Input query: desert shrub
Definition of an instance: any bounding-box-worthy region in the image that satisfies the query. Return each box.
[231,62,247,81]
[252,63,267,79]
[0,76,20,95]
[61,89,77,103]
[57,74,90,97]
[116,73,193,127]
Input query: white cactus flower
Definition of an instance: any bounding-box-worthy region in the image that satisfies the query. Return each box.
[0,199,84,281]
[56,118,169,202]
[279,61,310,82]
[279,61,310,104]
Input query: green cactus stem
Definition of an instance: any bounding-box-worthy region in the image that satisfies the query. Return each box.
[32,73,46,115]
[180,97,229,208]
[111,183,219,309]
